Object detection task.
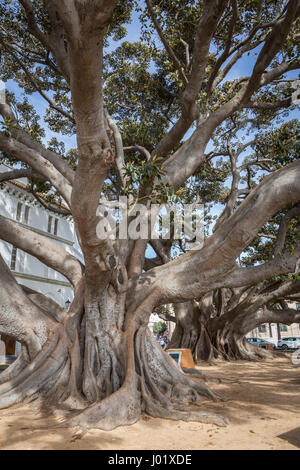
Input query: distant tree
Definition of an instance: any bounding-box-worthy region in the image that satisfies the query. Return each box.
[153,321,167,336]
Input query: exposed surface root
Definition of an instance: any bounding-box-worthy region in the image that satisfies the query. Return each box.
[0,322,227,432]
[37,325,227,434]
[0,349,29,385]
[182,367,207,380]
[182,367,222,385]
[0,329,68,408]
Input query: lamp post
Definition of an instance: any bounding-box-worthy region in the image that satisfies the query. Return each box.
[65,299,71,311]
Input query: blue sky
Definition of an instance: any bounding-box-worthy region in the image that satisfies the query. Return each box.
[5,7,143,152]
[5,6,299,151]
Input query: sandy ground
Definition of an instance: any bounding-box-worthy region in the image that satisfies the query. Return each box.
[0,355,299,450]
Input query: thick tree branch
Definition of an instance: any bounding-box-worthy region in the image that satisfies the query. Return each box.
[0,168,41,183]
[245,98,292,110]
[261,308,300,325]
[124,146,152,162]
[131,161,300,308]
[30,187,71,217]
[273,203,300,257]
[145,0,188,86]
[22,285,66,323]
[52,0,119,279]
[0,133,72,205]
[105,111,127,187]
[153,0,227,159]
[0,215,83,287]
[0,103,75,185]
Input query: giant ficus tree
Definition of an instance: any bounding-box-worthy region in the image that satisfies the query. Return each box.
[0,0,299,433]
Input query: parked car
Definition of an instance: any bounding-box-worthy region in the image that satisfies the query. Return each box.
[247,337,275,350]
[263,337,278,347]
[277,337,300,350]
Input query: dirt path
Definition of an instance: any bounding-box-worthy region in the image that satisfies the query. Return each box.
[0,356,299,450]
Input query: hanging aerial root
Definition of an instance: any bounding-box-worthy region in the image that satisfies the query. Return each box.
[195,326,219,362]
[170,324,220,363]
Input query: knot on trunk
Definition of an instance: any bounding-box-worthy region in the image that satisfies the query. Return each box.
[107,255,117,269]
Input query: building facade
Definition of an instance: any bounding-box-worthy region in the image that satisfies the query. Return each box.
[0,164,84,359]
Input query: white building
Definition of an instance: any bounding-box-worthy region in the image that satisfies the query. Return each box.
[0,163,83,310]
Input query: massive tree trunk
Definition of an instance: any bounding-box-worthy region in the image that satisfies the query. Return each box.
[204,314,271,361]
[66,290,226,432]
[0,273,227,432]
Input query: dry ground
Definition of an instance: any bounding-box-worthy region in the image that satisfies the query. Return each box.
[0,355,299,450]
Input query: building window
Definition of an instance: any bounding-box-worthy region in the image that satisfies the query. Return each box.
[258,325,266,333]
[47,216,59,235]
[10,246,17,270]
[47,215,53,233]
[280,324,288,332]
[54,218,58,236]
[23,205,30,224]
[16,202,22,221]
[18,250,25,273]
[15,203,30,225]
[43,266,49,278]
